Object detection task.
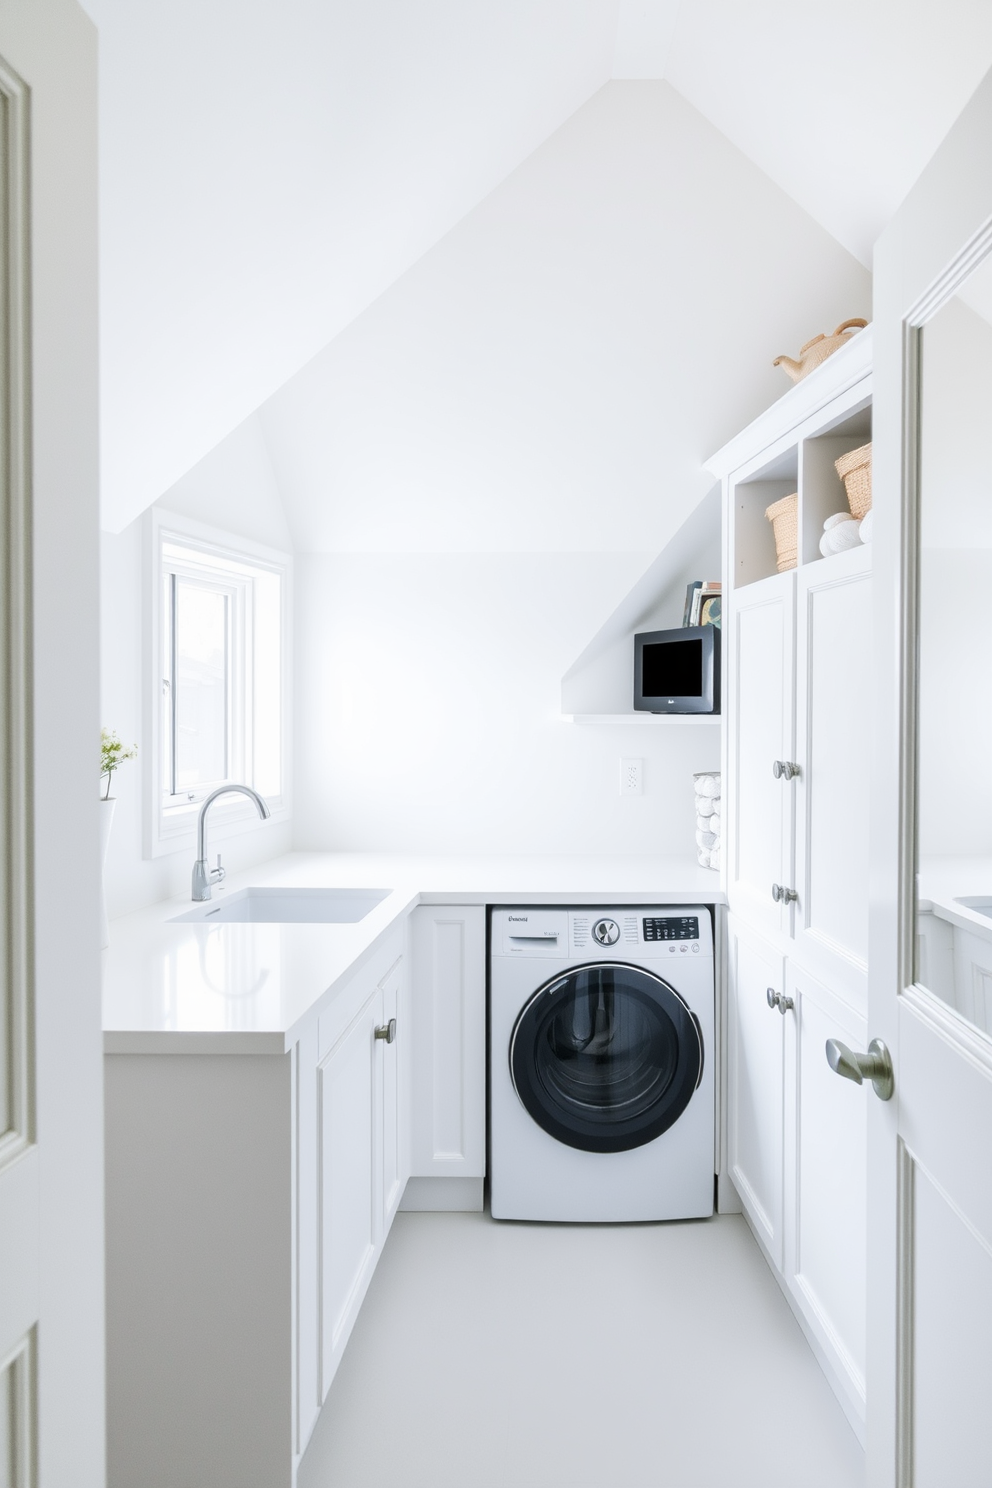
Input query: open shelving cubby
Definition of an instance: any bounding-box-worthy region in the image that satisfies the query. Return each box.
[706,324,873,593]
[559,487,723,724]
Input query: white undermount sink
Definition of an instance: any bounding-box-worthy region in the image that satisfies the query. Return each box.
[953,897,992,922]
[171,886,391,924]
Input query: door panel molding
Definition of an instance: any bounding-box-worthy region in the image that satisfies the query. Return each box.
[0,52,32,1176]
[0,1325,36,1488]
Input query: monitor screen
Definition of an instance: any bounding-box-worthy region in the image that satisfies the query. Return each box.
[641,637,703,698]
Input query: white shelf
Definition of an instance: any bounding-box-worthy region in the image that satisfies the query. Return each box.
[561,713,721,725]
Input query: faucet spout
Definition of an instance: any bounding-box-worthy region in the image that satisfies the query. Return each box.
[192,784,270,901]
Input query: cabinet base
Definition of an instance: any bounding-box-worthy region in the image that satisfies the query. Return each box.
[399,1176,485,1212]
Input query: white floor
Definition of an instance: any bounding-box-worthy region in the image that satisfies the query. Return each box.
[299,1208,865,1488]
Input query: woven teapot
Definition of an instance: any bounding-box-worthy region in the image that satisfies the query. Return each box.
[773,318,868,383]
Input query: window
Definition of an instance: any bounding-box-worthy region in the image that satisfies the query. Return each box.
[146,511,289,856]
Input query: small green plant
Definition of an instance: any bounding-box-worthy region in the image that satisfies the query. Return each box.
[100,728,137,800]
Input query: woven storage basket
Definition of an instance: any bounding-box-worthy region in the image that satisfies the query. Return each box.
[834,442,872,519]
[765,492,798,572]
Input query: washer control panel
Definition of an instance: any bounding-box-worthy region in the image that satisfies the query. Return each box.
[494,907,712,959]
[591,917,620,946]
[642,915,698,942]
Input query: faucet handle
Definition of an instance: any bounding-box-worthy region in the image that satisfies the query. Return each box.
[211,854,226,885]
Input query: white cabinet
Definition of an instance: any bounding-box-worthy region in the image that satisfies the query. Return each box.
[405,905,486,1209]
[708,330,872,1438]
[727,572,796,938]
[105,899,493,1483]
[318,986,382,1401]
[315,935,407,1402]
[105,925,408,1488]
[728,547,872,1007]
[793,550,872,1003]
[786,961,867,1425]
[727,915,786,1267]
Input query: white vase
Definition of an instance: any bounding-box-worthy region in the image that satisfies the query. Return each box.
[99,796,116,949]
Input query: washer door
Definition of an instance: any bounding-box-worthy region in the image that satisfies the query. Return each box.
[509,961,702,1154]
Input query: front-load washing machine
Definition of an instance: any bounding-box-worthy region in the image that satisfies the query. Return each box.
[490,906,714,1223]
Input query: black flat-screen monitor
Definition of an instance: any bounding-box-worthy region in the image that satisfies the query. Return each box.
[634,625,720,714]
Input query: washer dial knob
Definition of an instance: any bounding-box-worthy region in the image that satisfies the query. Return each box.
[592,917,620,946]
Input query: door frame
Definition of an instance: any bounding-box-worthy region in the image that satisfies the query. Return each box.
[870,64,992,1487]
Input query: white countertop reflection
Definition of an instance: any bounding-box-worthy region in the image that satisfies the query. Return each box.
[918,856,992,938]
[102,852,724,1054]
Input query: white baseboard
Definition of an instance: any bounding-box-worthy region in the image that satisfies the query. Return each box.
[399,1176,485,1212]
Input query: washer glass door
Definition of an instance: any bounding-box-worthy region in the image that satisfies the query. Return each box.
[509,962,702,1153]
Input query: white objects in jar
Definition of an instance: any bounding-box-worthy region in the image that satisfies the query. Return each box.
[693,771,721,871]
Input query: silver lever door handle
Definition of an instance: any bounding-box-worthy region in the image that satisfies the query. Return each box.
[773,760,800,781]
[766,987,794,1015]
[374,1018,397,1044]
[825,1037,893,1101]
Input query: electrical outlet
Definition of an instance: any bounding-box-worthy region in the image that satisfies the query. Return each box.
[620,757,643,796]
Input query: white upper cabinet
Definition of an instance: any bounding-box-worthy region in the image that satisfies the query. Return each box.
[709,326,873,1012]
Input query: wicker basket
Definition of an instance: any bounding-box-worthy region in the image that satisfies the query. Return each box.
[765,492,798,572]
[834,442,872,520]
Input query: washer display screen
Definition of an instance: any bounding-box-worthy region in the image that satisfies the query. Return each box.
[642,916,699,942]
[509,962,702,1154]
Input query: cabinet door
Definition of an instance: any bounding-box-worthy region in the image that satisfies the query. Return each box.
[409,906,486,1179]
[794,547,871,1007]
[379,955,405,1230]
[318,986,381,1402]
[727,572,796,937]
[727,915,787,1268]
[785,960,867,1430]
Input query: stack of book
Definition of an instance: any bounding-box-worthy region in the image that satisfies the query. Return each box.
[681,580,721,629]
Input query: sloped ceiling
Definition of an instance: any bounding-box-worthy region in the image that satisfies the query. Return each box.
[81,0,992,532]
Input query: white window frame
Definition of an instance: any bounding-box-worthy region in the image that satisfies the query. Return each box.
[144,508,291,860]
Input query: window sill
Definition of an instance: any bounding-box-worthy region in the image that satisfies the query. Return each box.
[145,797,289,861]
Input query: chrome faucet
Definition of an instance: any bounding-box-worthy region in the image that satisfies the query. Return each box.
[191,784,270,901]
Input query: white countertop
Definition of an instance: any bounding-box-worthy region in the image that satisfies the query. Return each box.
[918,856,992,938]
[103,852,724,1054]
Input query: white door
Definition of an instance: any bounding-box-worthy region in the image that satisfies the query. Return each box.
[727,571,796,938]
[408,906,486,1182]
[0,7,104,1486]
[794,547,872,1007]
[871,65,992,1487]
[318,986,382,1402]
[726,915,786,1267]
[786,959,868,1431]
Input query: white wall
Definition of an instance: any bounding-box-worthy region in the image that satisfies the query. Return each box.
[100,414,293,918]
[262,83,871,556]
[283,83,870,859]
[83,0,621,532]
[295,552,720,856]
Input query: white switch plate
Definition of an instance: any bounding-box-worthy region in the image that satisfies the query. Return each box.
[620,757,643,796]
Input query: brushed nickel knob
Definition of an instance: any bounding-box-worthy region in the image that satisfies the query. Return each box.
[772,760,800,781]
[825,1037,893,1101]
[374,1018,397,1044]
[766,987,794,1015]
